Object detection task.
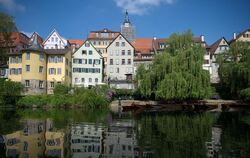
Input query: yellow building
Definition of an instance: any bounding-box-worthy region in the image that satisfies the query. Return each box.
[8,34,72,95]
[46,49,72,94]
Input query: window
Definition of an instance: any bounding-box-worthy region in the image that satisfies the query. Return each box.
[89,50,93,55]
[89,78,92,83]
[51,37,54,42]
[26,65,30,72]
[75,77,79,83]
[110,59,113,65]
[122,59,125,65]
[50,82,54,88]
[55,37,58,42]
[39,66,43,73]
[116,50,119,56]
[39,81,44,88]
[116,42,119,47]
[24,142,28,151]
[121,42,125,47]
[82,50,87,55]
[89,59,92,64]
[116,59,119,65]
[128,59,131,65]
[93,41,96,45]
[85,43,90,47]
[128,50,131,55]
[116,68,119,73]
[81,78,85,83]
[122,50,125,55]
[49,68,56,75]
[57,68,62,74]
[26,52,30,60]
[110,67,113,73]
[94,59,100,65]
[95,78,98,83]
[25,80,30,87]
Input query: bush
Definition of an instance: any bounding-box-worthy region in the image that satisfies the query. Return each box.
[240,87,250,100]
[17,95,48,107]
[53,84,71,95]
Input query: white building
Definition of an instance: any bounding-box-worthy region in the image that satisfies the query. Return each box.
[43,29,69,49]
[209,37,229,83]
[72,40,103,87]
[107,33,135,89]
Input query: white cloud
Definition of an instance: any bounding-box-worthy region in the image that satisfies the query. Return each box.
[114,0,175,15]
[0,0,25,12]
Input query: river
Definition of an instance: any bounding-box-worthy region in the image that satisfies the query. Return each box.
[0,107,250,158]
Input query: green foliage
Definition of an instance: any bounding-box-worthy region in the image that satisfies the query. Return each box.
[136,31,212,100]
[240,87,250,100]
[218,42,250,99]
[17,95,48,107]
[0,79,23,105]
[53,84,71,95]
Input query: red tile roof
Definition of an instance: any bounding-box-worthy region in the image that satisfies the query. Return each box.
[68,39,84,46]
[0,32,30,46]
[132,38,154,54]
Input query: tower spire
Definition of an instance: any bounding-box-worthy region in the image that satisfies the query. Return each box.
[124,9,130,23]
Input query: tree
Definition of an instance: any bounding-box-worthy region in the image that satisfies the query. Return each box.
[218,42,250,99]
[136,31,212,101]
[0,12,17,65]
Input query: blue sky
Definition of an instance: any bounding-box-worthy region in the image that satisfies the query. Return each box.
[0,0,249,44]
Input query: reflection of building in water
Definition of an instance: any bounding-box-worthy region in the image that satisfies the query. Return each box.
[206,126,222,158]
[4,119,46,158]
[103,119,137,158]
[70,123,105,158]
[45,130,69,158]
[2,118,69,158]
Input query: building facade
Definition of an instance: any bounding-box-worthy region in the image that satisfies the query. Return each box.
[46,49,72,94]
[107,34,135,89]
[87,29,120,70]
[209,37,229,83]
[72,40,103,87]
[43,29,69,49]
[8,34,72,95]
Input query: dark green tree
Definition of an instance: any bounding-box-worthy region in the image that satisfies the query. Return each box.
[217,42,250,99]
[137,31,212,100]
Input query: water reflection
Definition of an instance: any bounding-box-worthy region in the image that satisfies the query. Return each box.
[0,109,250,158]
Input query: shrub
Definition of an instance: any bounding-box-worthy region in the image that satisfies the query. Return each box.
[17,95,48,107]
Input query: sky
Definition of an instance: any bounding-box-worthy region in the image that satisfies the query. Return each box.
[0,0,250,44]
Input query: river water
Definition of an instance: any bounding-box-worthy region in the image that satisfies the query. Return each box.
[0,108,249,158]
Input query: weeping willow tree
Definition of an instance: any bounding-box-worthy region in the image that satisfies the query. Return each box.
[137,31,211,100]
[217,42,250,99]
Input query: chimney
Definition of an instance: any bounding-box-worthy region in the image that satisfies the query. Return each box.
[201,35,205,42]
[233,33,237,40]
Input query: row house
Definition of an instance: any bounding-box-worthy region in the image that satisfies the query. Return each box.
[8,34,72,95]
[229,28,250,44]
[72,40,103,88]
[106,33,135,89]
[133,38,155,72]
[209,37,229,83]
[0,32,30,78]
[87,28,120,68]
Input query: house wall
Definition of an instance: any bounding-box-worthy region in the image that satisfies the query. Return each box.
[72,41,103,87]
[107,35,134,81]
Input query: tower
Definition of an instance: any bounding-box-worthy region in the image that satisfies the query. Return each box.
[120,10,135,42]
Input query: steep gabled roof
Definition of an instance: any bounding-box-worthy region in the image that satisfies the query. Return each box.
[29,32,43,45]
[106,33,135,50]
[42,29,67,46]
[24,33,43,52]
[209,37,229,55]
[73,40,103,58]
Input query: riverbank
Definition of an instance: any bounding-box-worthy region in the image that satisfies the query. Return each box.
[110,99,250,112]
